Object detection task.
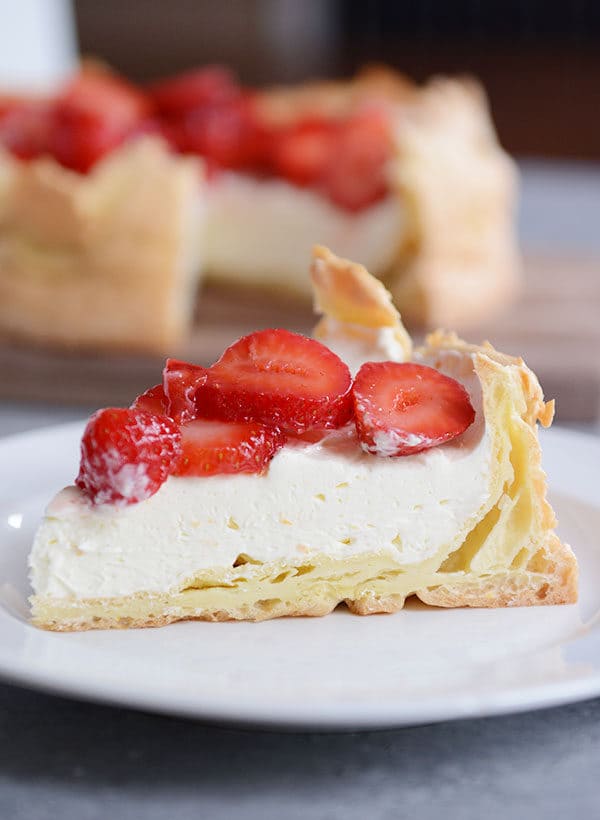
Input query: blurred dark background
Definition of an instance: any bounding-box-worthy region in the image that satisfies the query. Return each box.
[75,0,600,159]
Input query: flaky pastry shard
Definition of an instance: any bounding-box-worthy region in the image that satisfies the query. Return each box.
[311,243,412,365]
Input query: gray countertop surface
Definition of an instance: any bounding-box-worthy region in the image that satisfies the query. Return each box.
[2,683,600,820]
[2,160,600,819]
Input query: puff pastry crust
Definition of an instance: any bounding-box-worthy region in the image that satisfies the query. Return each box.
[387,75,520,328]
[0,139,202,353]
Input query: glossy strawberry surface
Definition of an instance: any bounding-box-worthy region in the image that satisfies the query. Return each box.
[353,362,476,456]
[175,418,285,477]
[196,329,353,435]
[76,408,182,505]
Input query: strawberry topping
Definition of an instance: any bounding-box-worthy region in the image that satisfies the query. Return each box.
[48,69,152,173]
[76,408,182,505]
[196,329,353,435]
[168,94,265,170]
[163,358,207,424]
[322,109,391,212]
[175,419,285,477]
[149,66,239,115]
[0,65,392,210]
[272,119,335,187]
[352,362,476,457]
[149,67,265,171]
[0,69,152,173]
[270,111,391,209]
[78,348,479,503]
[57,69,152,127]
[130,384,168,416]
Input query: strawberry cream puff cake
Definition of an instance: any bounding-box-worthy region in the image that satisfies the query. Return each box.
[28,247,576,631]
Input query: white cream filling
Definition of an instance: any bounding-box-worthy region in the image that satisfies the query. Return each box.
[317,318,409,375]
[202,173,403,294]
[29,355,491,600]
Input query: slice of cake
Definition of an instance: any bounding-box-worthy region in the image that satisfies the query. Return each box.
[0,64,518,354]
[28,247,576,631]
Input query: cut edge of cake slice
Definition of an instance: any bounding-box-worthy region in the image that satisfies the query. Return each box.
[414,329,576,610]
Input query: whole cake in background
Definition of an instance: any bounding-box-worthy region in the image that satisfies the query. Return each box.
[0,63,518,354]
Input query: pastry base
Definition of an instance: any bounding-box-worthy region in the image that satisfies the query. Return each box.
[31,536,577,632]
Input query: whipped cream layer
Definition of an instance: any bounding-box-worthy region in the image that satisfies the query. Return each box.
[317,318,409,375]
[202,173,403,295]
[30,358,491,600]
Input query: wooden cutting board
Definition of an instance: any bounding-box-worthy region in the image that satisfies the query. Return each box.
[2,251,599,423]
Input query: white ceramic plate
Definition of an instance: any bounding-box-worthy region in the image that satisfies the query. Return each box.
[0,422,598,730]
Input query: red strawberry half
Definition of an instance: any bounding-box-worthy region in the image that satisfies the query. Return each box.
[196,328,353,435]
[49,69,152,173]
[169,94,265,171]
[353,362,475,457]
[272,118,335,187]
[175,419,285,477]
[76,408,181,505]
[149,66,239,115]
[323,109,391,212]
[163,358,207,424]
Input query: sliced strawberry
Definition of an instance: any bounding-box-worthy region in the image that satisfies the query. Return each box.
[76,408,181,505]
[130,384,168,416]
[272,118,336,187]
[163,358,207,424]
[49,69,152,173]
[322,109,391,212]
[149,66,239,114]
[171,94,265,170]
[196,329,353,435]
[48,112,122,173]
[353,362,475,457]
[175,419,285,477]
[63,69,150,118]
